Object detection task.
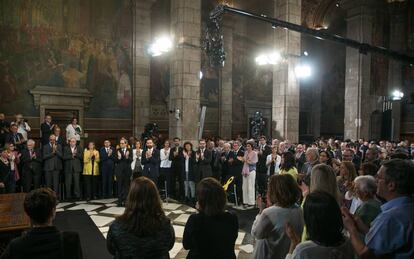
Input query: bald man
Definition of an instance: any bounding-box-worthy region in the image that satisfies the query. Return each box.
[21,139,42,192]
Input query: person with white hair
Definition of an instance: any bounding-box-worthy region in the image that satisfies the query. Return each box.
[299,148,319,177]
[20,139,42,192]
[353,175,381,228]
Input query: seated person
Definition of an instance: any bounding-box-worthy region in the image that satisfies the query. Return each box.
[3,188,82,259]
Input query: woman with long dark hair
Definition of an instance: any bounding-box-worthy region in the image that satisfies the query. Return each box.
[183,177,238,259]
[107,177,175,258]
[279,152,298,181]
[286,191,354,259]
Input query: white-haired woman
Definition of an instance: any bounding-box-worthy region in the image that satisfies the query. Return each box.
[353,175,381,229]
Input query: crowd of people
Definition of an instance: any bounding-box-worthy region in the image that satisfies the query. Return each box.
[1,112,414,258]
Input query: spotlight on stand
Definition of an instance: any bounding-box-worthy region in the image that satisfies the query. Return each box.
[295,64,312,79]
[255,51,282,66]
[391,90,404,101]
[148,36,173,57]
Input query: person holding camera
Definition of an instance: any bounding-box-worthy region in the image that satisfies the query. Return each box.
[15,113,31,142]
[83,141,100,201]
[66,117,82,146]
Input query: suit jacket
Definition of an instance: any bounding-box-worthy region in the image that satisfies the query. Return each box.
[100,147,116,171]
[195,149,212,180]
[141,148,160,179]
[63,146,83,174]
[40,122,53,146]
[295,152,306,173]
[55,135,65,147]
[257,144,272,174]
[5,132,25,150]
[21,148,42,174]
[115,148,132,175]
[220,151,232,175]
[43,143,63,171]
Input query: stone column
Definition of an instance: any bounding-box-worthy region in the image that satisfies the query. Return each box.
[388,1,407,141]
[169,0,201,144]
[272,0,301,143]
[132,0,154,137]
[219,17,234,139]
[343,0,377,141]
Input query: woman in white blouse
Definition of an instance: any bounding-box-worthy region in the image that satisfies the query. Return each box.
[266,145,281,175]
[66,117,82,145]
[131,140,143,179]
[159,140,172,196]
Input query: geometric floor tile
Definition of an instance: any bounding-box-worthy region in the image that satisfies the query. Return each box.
[90,215,115,227]
[67,204,103,212]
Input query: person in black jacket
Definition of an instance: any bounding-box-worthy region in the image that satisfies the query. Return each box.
[20,139,42,192]
[5,123,25,151]
[43,135,63,195]
[40,114,55,146]
[195,139,212,182]
[100,140,116,198]
[141,138,161,184]
[183,177,239,259]
[181,141,197,204]
[0,148,12,194]
[63,138,83,200]
[2,188,83,259]
[169,137,184,200]
[256,136,272,196]
[115,138,132,206]
[229,141,244,205]
[107,177,175,259]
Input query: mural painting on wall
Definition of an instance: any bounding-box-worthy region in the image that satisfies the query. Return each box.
[232,35,273,123]
[0,0,132,118]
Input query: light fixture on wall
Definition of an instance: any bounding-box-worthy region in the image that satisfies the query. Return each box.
[169,108,181,120]
[255,51,282,66]
[295,64,312,79]
[391,90,404,101]
[147,36,173,57]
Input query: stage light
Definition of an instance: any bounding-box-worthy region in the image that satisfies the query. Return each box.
[199,71,203,80]
[303,51,309,56]
[295,65,312,78]
[255,51,282,66]
[148,36,173,57]
[391,90,404,101]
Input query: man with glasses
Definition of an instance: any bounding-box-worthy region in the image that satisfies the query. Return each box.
[115,138,132,207]
[343,159,414,259]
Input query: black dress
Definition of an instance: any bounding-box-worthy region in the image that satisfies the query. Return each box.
[183,211,239,259]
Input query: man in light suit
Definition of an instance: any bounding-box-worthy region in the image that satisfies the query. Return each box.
[195,139,212,182]
[43,134,63,195]
[141,138,160,184]
[100,140,116,198]
[63,137,83,200]
[115,138,132,206]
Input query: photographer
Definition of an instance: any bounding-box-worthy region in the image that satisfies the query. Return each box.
[15,113,31,142]
[66,117,82,146]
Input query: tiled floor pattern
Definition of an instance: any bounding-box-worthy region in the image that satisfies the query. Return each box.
[56,199,254,258]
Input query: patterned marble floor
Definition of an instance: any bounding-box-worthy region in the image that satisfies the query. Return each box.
[56,199,254,258]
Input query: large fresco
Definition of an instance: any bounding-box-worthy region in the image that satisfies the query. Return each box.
[0,0,132,118]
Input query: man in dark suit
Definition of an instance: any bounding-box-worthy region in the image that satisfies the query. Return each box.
[100,139,116,198]
[219,143,232,184]
[115,138,132,206]
[229,141,244,205]
[3,188,83,259]
[169,137,183,199]
[257,136,272,196]
[43,134,63,195]
[6,123,25,151]
[141,138,160,184]
[63,137,83,200]
[195,139,212,182]
[40,114,55,146]
[20,139,42,192]
[0,113,10,147]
